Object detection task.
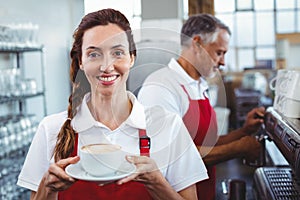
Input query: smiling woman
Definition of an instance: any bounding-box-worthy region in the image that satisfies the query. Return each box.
[80,24,135,96]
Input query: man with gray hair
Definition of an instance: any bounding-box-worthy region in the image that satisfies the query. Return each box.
[138,14,265,199]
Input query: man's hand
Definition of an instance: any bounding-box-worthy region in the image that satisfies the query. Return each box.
[241,107,265,135]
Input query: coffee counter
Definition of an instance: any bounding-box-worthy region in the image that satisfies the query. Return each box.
[215,158,257,200]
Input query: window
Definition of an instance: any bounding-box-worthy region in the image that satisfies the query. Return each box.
[236,0,253,11]
[214,0,235,13]
[254,0,274,11]
[236,12,254,47]
[215,0,300,71]
[256,12,274,46]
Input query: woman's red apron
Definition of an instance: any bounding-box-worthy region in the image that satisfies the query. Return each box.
[182,86,218,200]
[58,130,152,200]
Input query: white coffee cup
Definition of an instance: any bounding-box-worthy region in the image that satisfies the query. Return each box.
[269,69,300,100]
[80,143,127,177]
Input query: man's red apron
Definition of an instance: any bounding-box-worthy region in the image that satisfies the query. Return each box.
[58,130,152,200]
[182,86,218,200]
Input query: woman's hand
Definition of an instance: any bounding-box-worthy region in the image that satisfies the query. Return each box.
[31,156,80,200]
[43,156,80,192]
[116,155,195,200]
[117,155,162,185]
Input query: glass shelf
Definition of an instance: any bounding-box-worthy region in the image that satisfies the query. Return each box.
[0,91,45,104]
[0,46,44,53]
[0,42,46,200]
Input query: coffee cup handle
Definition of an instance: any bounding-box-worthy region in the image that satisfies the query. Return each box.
[269,77,276,91]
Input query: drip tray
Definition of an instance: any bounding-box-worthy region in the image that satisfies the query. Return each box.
[253,167,300,200]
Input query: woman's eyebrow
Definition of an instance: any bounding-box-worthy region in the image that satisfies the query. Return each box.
[111,44,125,49]
[86,46,101,51]
[86,44,125,51]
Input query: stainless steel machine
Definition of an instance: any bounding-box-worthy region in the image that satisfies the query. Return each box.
[253,107,300,200]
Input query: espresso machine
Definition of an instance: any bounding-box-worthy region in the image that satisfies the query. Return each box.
[253,107,300,199]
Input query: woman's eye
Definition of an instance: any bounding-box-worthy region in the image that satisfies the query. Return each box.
[114,50,124,57]
[88,52,101,59]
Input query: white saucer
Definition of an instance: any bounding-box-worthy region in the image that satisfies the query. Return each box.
[66,162,136,182]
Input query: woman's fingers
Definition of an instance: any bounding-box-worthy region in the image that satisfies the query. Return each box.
[117,155,160,185]
[117,173,138,185]
[46,177,74,191]
[49,156,79,182]
[45,156,80,191]
[56,156,80,169]
[126,155,149,164]
[44,169,74,192]
[48,164,74,182]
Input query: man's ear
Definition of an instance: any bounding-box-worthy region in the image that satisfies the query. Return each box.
[192,35,203,52]
[193,35,203,43]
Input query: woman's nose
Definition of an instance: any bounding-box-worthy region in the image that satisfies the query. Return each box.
[99,56,115,72]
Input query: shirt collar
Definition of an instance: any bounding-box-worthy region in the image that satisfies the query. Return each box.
[168,58,209,94]
[200,77,209,91]
[168,58,196,85]
[126,92,147,129]
[71,92,146,132]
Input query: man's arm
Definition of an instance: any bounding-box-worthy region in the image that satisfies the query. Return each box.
[198,135,261,166]
[216,106,265,145]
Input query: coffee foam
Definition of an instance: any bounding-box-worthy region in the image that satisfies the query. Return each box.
[81,144,121,154]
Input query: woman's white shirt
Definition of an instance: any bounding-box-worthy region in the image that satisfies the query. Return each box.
[17,92,208,192]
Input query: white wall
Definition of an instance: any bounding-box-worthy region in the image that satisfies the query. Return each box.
[141,0,183,20]
[140,0,184,38]
[289,44,300,69]
[0,0,84,116]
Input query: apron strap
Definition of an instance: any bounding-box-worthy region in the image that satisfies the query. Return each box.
[181,85,208,100]
[139,129,150,157]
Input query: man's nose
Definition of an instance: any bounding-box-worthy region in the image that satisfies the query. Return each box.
[219,56,225,66]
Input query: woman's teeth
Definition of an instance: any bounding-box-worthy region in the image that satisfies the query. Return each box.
[99,75,117,82]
